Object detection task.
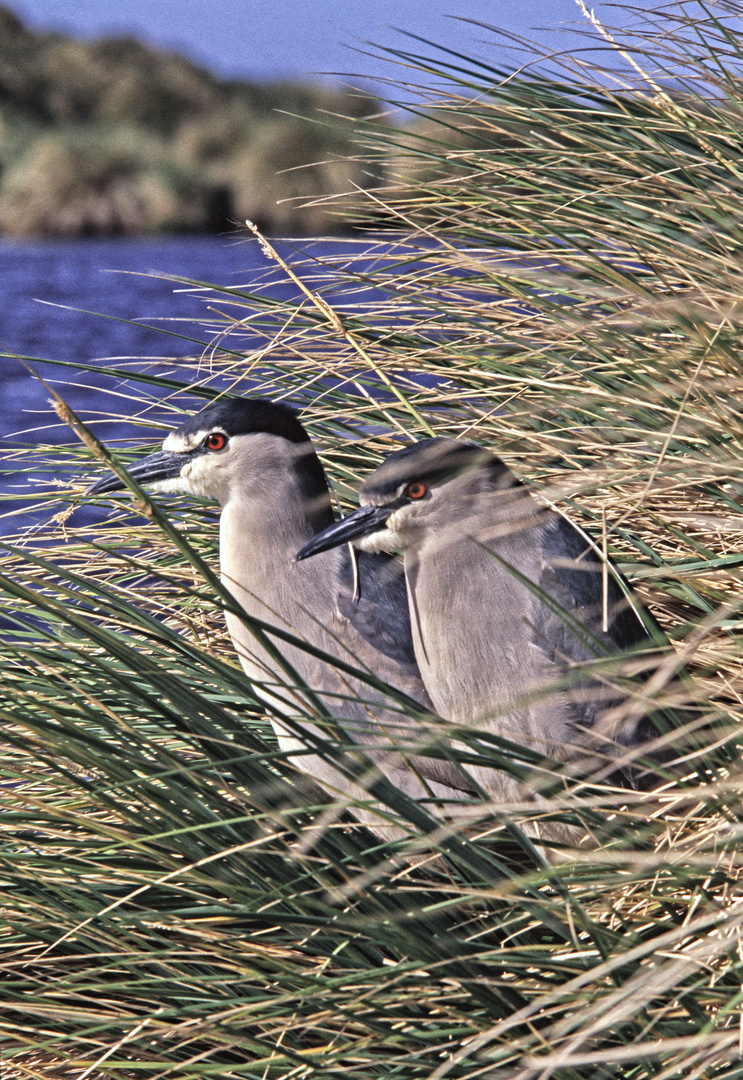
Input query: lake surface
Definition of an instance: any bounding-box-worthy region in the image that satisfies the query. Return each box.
[0,233,374,430]
[0,235,311,525]
[0,231,427,532]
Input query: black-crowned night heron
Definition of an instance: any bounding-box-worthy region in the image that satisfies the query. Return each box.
[87,399,473,835]
[297,438,660,802]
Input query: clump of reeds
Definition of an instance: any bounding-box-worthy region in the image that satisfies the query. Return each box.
[4,4,743,1078]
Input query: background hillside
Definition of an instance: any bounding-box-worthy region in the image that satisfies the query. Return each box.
[0,4,385,236]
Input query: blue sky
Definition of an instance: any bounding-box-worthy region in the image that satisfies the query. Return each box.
[10,0,717,89]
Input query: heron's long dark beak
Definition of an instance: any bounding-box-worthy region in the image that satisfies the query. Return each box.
[296,504,391,560]
[87,449,191,496]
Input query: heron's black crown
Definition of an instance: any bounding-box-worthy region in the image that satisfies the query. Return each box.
[179,398,311,445]
[363,438,514,500]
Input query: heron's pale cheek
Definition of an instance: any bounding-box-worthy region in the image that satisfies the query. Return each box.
[356,531,398,553]
[149,474,191,495]
[387,507,407,532]
[150,460,207,497]
[356,515,407,554]
[180,460,216,498]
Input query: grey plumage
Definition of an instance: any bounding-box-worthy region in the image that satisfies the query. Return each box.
[297,438,659,812]
[88,399,472,837]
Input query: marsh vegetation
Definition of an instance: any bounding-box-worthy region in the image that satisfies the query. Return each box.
[3,3,743,1078]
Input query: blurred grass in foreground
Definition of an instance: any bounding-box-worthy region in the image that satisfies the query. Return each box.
[4,3,743,1078]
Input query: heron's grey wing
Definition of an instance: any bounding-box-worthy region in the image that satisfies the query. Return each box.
[539,515,653,655]
[336,548,477,796]
[529,515,659,758]
[336,548,420,673]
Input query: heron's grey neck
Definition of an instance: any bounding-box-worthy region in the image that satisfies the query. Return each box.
[215,434,332,526]
[402,502,552,726]
[217,435,339,629]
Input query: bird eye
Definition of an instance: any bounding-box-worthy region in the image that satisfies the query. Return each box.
[203,432,228,452]
[406,481,428,500]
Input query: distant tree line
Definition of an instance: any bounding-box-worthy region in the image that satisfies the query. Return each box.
[0,5,390,236]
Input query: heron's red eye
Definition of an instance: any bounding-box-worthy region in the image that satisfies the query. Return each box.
[406,481,428,500]
[204,432,227,452]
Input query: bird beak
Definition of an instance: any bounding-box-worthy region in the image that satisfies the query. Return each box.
[87,449,192,496]
[295,504,392,560]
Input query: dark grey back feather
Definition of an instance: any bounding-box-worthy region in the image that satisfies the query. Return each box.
[337,549,420,677]
[541,515,652,655]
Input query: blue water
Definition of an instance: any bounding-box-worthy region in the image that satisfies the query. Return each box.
[0,231,510,536]
[0,232,437,532]
[0,235,302,527]
[0,231,459,439]
[1,236,243,438]
[0,235,345,428]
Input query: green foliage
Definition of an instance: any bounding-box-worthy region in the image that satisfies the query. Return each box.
[4,3,743,1077]
[0,5,383,236]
